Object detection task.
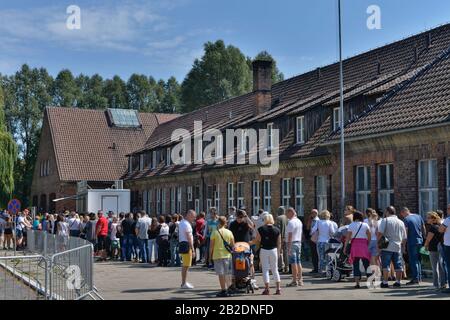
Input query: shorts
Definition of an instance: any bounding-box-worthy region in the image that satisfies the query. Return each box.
[16,229,23,238]
[288,242,302,265]
[181,250,193,267]
[97,235,107,250]
[214,258,232,275]
[381,250,403,272]
[368,240,378,257]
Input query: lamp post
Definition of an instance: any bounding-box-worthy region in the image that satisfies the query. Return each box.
[338,0,346,220]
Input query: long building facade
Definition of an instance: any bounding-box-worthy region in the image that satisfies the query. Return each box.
[124,24,450,219]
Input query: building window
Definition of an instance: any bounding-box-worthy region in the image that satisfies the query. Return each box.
[214,185,220,209]
[296,116,305,144]
[139,154,144,171]
[447,159,450,205]
[207,185,213,211]
[40,160,50,177]
[267,123,273,150]
[263,180,271,212]
[148,190,153,215]
[378,164,394,210]
[166,148,171,166]
[252,181,260,215]
[151,151,156,169]
[156,189,161,215]
[237,182,245,209]
[356,166,371,212]
[194,185,200,212]
[143,189,148,213]
[418,159,438,215]
[161,189,167,214]
[227,183,234,208]
[281,178,291,208]
[316,176,328,212]
[170,188,176,213]
[187,186,193,202]
[333,107,340,131]
[295,177,304,216]
[176,187,182,213]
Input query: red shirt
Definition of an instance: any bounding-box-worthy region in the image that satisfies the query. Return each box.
[96,216,108,237]
[195,218,206,242]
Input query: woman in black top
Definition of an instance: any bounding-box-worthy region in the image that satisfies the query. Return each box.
[425,212,446,289]
[251,213,281,295]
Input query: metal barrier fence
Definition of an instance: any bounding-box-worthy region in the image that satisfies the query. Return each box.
[0,230,102,300]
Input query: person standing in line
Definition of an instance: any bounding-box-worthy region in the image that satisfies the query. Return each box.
[195,212,207,264]
[120,213,134,262]
[16,211,32,250]
[157,215,170,267]
[306,209,320,274]
[400,207,426,285]
[179,210,196,289]
[148,217,159,264]
[135,211,152,263]
[378,206,407,288]
[365,209,380,267]
[131,213,140,262]
[95,211,109,261]
[0,214,5,249]
[209,216,235,297]
[345,211,371,288]
[169,214,181,267]
[285,208,303,287]
[276,206,289,274]
[439,207,450,293]
[205,208,219,268]
[253,213,281,295]
[311,210,337,276]
[67,211,81,237]
[3,217,14,250]
[424,212,446,290]
[110,216,120,260]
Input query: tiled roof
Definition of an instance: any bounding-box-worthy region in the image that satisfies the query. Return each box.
[127,23,450,179]
[46,107,178,181]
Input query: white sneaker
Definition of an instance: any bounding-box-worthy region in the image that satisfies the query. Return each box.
[181,282,194,289]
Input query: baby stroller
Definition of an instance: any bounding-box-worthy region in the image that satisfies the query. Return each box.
[325,238,353,282]
[231,242,255,294]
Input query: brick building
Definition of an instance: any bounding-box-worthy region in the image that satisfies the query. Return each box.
[30,107,179,212]
[125,24,450,218]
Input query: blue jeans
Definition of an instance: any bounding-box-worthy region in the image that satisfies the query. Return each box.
[138,238,150,263]
[381,250,403,272]
[407,243,422,281]
[131,235,139,260]
[121,234,133,261]
[149,238,157,263]
[169,239,181,266]
[438,243,448,286]
[443,245,450,288]
[288,242,302,265]
[317,242,328,273]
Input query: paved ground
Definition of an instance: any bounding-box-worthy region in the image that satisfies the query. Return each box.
[94,261,450,300]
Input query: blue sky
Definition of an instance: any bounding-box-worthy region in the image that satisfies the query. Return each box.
[1,0,450,82]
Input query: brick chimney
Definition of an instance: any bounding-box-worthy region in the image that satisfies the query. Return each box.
[252,59,272,115]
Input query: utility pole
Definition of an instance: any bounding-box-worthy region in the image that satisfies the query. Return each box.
[338,0,346,221]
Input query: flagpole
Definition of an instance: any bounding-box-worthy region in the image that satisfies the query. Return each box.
[338,0,345,221]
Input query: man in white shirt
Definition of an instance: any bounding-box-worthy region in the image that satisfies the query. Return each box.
[179,210,196,289]
[285,207,303,287]
[67,212,81,237]
[135,212,152,263]
[439,207,450,293]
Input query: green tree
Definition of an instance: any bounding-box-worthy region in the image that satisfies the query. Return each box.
[254,51,284,84]
[103,76,128,109]
[76,74,108,109]
[0,85,18,205]
[160,77,181,113]
[181,40,252,113]
[53,69,79,107]
[126,74,156,111]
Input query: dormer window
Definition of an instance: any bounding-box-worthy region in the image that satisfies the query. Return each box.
[166,148,171,166]
[296,116,305,144]
[333,107,341,131]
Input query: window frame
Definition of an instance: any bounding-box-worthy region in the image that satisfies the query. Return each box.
[333,107,340,131]
[266,123,274,150]
[214,184,220,210]
[316,176,328,212]
[227,183,235,208]
[281,178,291,208]
[355,166,371,212]
[296,116,305,144]
[187,186,193,202]
[377,164,394,210]
[295,177,304,216]
[252,180,261,215]
[237,182,245,209]
[418,159,438,215]
[263,180,271,212]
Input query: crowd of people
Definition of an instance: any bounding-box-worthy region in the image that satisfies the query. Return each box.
[1,203,450,297]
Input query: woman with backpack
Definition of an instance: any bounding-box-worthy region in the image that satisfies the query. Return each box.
[157,215,170,267]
